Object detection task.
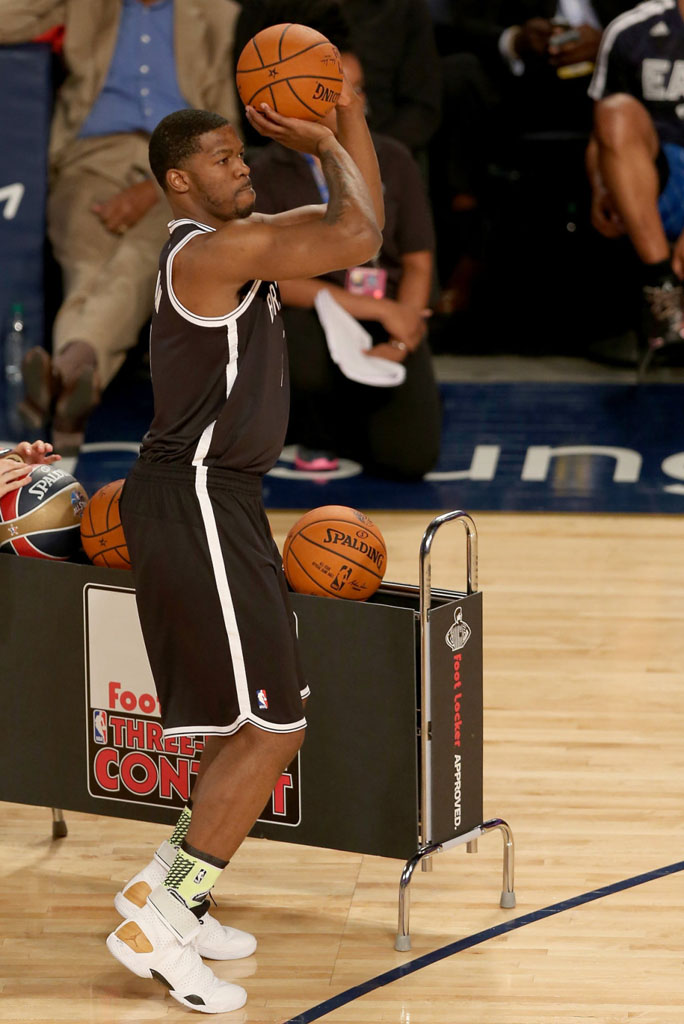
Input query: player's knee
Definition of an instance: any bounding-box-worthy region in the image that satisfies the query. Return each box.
[594,93,649,149]
[251,723,305,763]
[287,726,306,759]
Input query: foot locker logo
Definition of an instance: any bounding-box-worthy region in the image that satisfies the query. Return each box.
[83,584,301,826]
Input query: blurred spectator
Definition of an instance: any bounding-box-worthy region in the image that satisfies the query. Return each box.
[235,0,441,154]
[0,0,240,454]
[251,48,441,478]
[340,0,441,152]
[432,0,634,315]
[588,1,684,372]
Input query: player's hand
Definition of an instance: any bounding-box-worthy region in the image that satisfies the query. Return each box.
[513,18,554,59]
[245,103,334,154]
[377,299,431,352]
[92,180,158,235]
[336,62,362,111]
[590,186,624,238]
[548,23,602,66]
[0,458,32,498]
[11,439,61,465]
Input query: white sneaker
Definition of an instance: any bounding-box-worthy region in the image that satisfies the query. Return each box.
[106,888,247,1014]
[114,843,257,961]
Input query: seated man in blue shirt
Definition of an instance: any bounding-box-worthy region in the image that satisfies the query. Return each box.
[0,0,239,454]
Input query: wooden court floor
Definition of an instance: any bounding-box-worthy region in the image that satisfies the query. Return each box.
[1,510,683,1023]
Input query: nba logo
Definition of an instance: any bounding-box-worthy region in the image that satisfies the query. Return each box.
[93,709,107,744]
[257,689,269,710]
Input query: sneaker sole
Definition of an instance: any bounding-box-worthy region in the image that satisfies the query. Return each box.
[293,458,340,471]
[169,985,247,1014]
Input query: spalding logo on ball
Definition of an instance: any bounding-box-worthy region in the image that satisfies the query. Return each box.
[0,464,88,560]
[283,505,386,600]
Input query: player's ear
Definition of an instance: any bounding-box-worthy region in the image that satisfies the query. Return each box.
[166,168,190,195]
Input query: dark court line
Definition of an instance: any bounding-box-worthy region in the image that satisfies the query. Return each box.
[283,859,684,1024]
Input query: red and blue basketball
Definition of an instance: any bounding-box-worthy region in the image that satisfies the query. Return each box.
[0,464,88,560]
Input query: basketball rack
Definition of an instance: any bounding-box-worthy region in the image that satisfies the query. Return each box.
[45,510,515,952]
[390,511,515,951]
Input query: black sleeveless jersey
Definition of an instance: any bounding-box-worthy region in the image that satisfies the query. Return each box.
[140,218,289,474]
[589,0,684,146]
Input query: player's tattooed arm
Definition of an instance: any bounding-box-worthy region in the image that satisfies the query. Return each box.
[319,145,354,225]
[317,135,379,250]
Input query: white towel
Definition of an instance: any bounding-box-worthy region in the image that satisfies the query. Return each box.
[314,288,406,387]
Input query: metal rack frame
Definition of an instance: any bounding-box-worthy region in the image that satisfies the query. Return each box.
[394,511,516,952]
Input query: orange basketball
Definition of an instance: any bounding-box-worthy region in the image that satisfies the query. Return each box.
[236,23,344,121]
[282,505,386,600]
[80,479,131,570]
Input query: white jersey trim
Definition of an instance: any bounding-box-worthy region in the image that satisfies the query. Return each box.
[225,318,239,398]
[162,712,307,738]
[192,424,252,720]
[165,221,262,328]
[589,0,677,98]
[168,217,215,234]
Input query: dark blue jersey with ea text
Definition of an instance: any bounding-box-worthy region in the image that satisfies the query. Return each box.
[589,0,684,146]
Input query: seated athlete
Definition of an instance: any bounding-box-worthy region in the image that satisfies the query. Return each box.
[587,0,684,373]
[105,75,382,1013]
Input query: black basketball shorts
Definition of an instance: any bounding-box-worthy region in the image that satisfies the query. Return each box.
[120,460,309,738]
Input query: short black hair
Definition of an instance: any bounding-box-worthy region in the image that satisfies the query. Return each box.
[149,109,230,190]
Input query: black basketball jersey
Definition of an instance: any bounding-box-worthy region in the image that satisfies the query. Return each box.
[589,0,684,146]
[140,218,289,474]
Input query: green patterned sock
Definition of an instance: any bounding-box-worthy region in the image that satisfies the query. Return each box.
[163,839,227,911]
[167,802,193,849]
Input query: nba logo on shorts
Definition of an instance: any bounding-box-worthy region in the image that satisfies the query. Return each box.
[257,689,269,710]
[93,709,107,744]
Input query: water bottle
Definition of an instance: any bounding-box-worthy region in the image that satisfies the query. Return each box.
[3,303,26,439]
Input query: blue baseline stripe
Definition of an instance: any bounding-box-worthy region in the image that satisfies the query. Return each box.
[283,859,684,1024]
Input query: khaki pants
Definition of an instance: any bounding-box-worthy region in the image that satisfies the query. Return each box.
[48,133,170,388]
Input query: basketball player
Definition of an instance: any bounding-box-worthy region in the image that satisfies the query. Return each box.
[587,0,684,372]
[0,441,60,497]
[105,81,383,1013]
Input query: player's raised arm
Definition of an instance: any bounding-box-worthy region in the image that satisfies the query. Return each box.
[333,68,384,231]
[239,105,382,277]
[171,112,381,291]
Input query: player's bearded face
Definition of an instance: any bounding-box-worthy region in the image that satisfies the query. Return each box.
[196,179,255,220]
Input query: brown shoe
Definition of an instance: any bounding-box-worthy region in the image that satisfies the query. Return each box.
[17,346,54,431]
[52,345,101,457]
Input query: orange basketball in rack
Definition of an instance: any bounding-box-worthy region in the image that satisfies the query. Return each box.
[80,479,131,570]
[282,505,386,600]
[236,23,344,121]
